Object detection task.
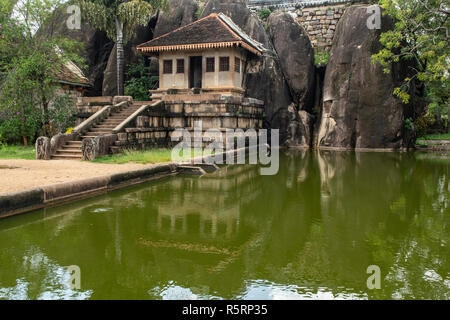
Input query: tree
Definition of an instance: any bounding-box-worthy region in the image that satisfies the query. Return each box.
[76,0,167,95]
[0,0,83,145]
[372,0,449,126]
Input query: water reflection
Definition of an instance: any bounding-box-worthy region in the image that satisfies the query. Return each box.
[0,151,448,299]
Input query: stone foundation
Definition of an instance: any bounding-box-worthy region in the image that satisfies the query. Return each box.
[105,95,265,154]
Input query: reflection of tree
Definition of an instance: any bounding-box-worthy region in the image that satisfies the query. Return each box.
[365,155,449,299]
[0,151,448,299]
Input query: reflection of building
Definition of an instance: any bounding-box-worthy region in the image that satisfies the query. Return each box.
[155,165,260,240]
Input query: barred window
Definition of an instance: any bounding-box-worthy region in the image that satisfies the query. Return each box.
[206,57,215,72]
[176,59,184,73]
[234,57,240,73]
[219,57,229,72]
[163,60,173,74]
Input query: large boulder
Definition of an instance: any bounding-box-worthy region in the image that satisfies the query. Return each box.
[267,11,315,110]
[202,0,294,145]
[38,6,113,96]
[201,0,270,46]
[317,5,416,149]
[103,0,198,96]
[102,22,155,96]
[153,0,199,38]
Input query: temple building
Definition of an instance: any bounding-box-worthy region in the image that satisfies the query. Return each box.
[137,13,266,99]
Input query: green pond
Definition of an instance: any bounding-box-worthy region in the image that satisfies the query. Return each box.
[0,151,449,300]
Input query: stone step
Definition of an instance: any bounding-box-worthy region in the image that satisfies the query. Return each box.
[84,132,104,136]
[55,149,82,155]
[89,129,113,133]
[94,124,118,128]
[66,141,82,146]
[51,155,82,160]
[93,126,117,130]
[61,146,82,151]
[108,116,129,120]
[100,121,122,124]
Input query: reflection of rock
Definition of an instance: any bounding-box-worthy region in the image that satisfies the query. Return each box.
[317,151,336,198]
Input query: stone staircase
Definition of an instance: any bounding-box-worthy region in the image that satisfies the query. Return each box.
[51,103,141,160]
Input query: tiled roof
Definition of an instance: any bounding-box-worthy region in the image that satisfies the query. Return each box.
[137,13,266,56]
[55,60,90,87]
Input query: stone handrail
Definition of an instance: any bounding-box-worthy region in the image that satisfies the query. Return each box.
[82,134,118,161]
[73,100,130,134]
[112,100,162,134]
[36,132,80,160]
[73,105,111,134]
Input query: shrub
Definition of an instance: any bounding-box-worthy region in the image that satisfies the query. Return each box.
[124,56,159,101]
[258,9,271,20]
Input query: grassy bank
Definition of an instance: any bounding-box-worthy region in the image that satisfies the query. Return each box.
[418,133,450,140]
[0,145,35,160]
[91,148,199,164]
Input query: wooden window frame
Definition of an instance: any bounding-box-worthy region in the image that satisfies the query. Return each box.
[234,57,240,73]
[206,57,215,73]
[163,59,173,74]
[176,59,184,74]
[219,57,229,72]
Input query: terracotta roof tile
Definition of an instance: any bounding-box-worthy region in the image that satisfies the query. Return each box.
[137,13,266,55]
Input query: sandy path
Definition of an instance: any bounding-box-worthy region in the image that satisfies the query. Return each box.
[0,159,148,195]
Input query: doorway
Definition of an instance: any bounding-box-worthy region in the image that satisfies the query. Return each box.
[189,56,202,89]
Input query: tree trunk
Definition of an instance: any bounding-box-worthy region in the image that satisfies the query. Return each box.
[116,18,125,96]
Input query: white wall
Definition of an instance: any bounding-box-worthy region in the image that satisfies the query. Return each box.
[159,47,248,90]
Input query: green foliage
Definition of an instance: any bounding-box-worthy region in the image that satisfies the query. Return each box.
[372,0,449,112]
[404,117,413,131]
[76,0,167,44]
[258,8,271,20]
[0,0,84,144]
[315,48,329,65]
[124,56,158,100]
[414,113,436,138]
[418,133,450,141]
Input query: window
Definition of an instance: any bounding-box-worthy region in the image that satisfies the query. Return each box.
[163,60,173,74]
[176,59,184,73]
[219,57,229,72]
[206,57,215,72]
[234,57,240,73]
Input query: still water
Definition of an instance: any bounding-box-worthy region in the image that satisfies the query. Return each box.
[0,151,448,300]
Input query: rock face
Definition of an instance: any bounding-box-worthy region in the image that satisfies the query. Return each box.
[102,23,155,96]
[267,11,315,109]
[317,5,414,149]
[153,0,199,38]
[202,1,297,145]
[102,0,198,96]
[39,6,113,96]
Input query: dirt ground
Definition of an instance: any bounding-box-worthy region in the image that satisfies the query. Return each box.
[0,159,147,195]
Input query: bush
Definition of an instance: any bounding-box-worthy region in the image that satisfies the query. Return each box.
[315,48,329,65]
[124,56,159,101]
[414,113,435,138]
[258,9,271,20]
